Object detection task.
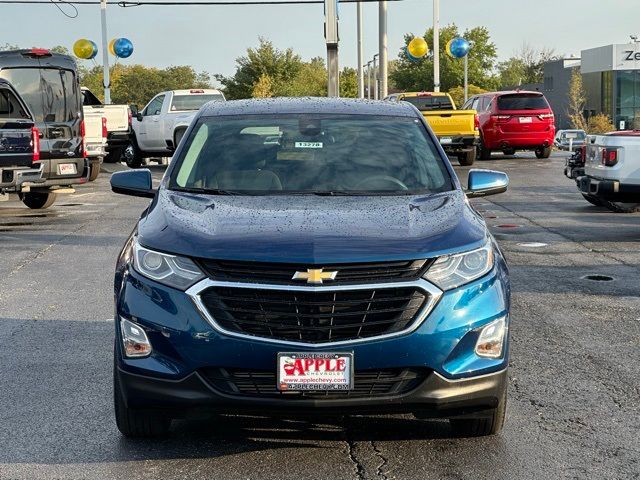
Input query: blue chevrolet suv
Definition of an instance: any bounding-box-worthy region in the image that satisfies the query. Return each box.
[111,98,510,438]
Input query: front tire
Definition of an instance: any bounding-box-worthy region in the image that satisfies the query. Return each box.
[19,191,57,209]
[124,138,144,169]
[604,202,640,213]
[458,149,476,166]
[535,146,552,159]
[113,363,171,438]
[449,386,507,437]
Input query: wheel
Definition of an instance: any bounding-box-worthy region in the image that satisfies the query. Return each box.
[88,161,100,182]
[449,386,507,437]
[104,147,122,164]
[458,149,476,166]
[604,202,640,213]
[174,128,187,150]
[124,138,144,169]
[535,146,552,159]
[502,148,515,156]
[581,194,604,207]
[113,361,171,438]
[19,191,57,209]
[478,142,492,160]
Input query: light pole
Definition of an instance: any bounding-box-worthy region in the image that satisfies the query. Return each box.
[378,1,388,99]
[325,0,339,97]
[463,40,474,103]
[357,0,364,98]
[372,53,379,99]
[100,0,111,104]
[433,0,440,92]
[366,60,372,99]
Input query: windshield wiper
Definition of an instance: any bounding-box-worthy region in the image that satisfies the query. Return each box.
[173,187,241,195]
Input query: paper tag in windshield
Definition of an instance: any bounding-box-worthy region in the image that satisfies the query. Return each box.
[295,142,323,149]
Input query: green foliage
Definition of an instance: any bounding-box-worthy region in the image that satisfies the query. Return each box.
[567,69,587,131]
[587,114,614,134]
[448,84,488,107]
[252,73,274,98]
[390,24,498,93]
[278,57,327,97]
[339,67,358,98]
[496,44,558,88]
[80,64,212,107]
[216,38,303,99]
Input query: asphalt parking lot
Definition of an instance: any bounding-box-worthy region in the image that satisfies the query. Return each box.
[0,151,638,480]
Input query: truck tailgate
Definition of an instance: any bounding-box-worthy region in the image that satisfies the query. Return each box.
[0,119,34,168]
[585,135,640,184]
[84,105,129,133]
[83,112,103,144]
[422,110,476,137]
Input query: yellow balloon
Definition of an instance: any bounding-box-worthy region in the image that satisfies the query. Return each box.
[108,38,117,56]
[73,39,93,59]
[407,37,428,58]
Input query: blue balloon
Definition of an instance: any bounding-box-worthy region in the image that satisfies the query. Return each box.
[113,38,134,59]
[87,40,98,60]
[449,37,470,59]
[405,46,420,63]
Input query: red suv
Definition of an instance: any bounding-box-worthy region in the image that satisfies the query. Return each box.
[463,91,555,159]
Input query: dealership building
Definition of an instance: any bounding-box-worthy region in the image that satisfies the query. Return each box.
[524,42,640,130]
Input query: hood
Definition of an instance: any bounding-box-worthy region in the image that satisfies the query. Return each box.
[137,189,487,264]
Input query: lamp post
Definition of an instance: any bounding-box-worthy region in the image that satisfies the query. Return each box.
[357,1,364,98]
[433,0,440,92]
[463,40,474,103]
[366,60,373,99]
[372,53,379,100]
[378,1,388,99]
[100,0,111,104]
[325,0,339,97]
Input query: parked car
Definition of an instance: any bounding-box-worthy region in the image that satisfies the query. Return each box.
[82,87,131,164]
[555,129,586,151]
[565,131,640,212]
[110,98,511,438]
[0,49,90,209]
[83,112,107,181]
[464,90,555,159]
[126,88,225,168]
[390,92,478,166]
[0,78,44,194]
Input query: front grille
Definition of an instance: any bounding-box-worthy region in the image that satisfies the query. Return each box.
[200,367,429,398]
[197,259,431,285]
[199,286,428,343]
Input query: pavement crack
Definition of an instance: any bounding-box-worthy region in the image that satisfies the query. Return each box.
[371,441,389,480]
[344,435,366,480]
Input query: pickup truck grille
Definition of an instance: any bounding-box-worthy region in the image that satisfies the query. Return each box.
[197,259,431,285]
[200,367,429,398]
[199,286,428,343]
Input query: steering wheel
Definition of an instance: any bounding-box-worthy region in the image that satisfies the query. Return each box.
[353,175,409,191]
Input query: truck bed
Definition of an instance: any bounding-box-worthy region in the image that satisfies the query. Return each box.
[422,110,477,137]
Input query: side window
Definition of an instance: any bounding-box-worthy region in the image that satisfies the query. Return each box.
[470,98,480,111]
[144,95,165,116]
[0,89,28,118]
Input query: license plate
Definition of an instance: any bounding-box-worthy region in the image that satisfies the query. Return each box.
[519,117,533,123]
[58,163,77,175]
[277,352,353,391]
[440,137,452,144]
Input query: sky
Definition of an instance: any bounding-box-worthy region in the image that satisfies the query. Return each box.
[1,0,639,83]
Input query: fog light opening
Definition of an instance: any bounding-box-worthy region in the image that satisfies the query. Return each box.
[475,317,507,359]
[120,318,152,358]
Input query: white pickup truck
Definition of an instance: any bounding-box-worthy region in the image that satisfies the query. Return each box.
[126,89,225,168]
[566,131,640,212]
[82,87,131,163]
[83,111,107,181]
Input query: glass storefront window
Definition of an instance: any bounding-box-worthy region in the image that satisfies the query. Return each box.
[614,70,640,129]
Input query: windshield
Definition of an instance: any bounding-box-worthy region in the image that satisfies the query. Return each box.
[171,114,452,195]
[497,93,549,111]
[561,131,586,140]
[171,94,224,111]
[0,67,79,123]
[401,96,453,111]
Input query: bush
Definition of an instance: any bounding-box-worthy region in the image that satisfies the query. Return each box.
[587,114,614,134]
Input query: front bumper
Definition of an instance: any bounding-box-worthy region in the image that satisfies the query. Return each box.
[577,175,640,203]
[116,364,507,417]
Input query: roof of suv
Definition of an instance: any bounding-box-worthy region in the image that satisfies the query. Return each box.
[199,97,420,117]
[0,49,78,71]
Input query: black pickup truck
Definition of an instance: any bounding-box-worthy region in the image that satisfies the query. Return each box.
[0,49,89,209]
[0,79,43,196]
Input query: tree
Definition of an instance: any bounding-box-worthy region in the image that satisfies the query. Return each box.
[448,84,487,107]
[339,67,358,98]
[252,73,274,98]
[390,24,498,93]
[587,114,613,134]
[497,43,558,87]
[278,57,327,97]
[216,38,303,99]
[567,69,587,130]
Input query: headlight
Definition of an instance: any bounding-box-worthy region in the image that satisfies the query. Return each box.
[132,240,205,290]
[424,241,494,290]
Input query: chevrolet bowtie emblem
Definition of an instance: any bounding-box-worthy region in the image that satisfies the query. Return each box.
[292,268,338,284]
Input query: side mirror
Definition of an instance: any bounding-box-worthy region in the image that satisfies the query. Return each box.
[130,105,143,122]
[111,169,156,198]
[466,169,508,198]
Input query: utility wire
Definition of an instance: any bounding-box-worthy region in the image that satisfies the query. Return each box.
[48,0,78,16]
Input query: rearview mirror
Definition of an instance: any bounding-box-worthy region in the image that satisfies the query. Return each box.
[466,169,508,198]
[111,169,156,198]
